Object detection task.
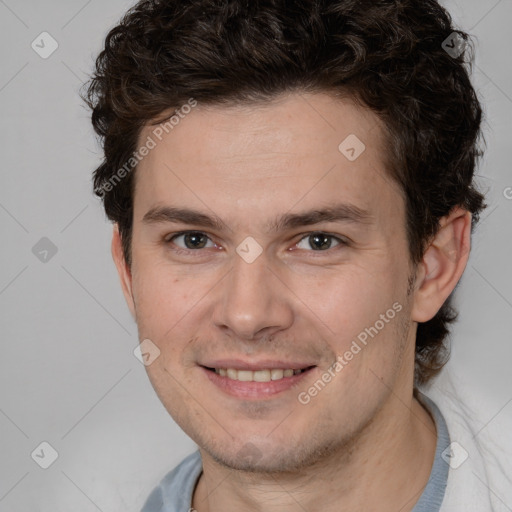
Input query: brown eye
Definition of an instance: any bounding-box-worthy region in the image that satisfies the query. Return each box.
[295,232,345,251]
[170,231,214,250]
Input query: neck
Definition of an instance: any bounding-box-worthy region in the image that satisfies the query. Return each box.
[192,393,437,512]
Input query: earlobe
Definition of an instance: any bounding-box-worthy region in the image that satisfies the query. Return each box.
[411,208,472,323]
[111,225,136,319]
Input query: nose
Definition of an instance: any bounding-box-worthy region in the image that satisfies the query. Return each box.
[211,252,294,341]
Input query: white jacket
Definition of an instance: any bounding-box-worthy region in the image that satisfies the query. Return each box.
[422,369,512,511]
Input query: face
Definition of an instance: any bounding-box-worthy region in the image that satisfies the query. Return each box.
[117,93,420,472]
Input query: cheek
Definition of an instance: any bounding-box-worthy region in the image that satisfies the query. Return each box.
[131,262,188,336]
[297,266,401,341]
[302,266,411,389]
[130,262,212,371]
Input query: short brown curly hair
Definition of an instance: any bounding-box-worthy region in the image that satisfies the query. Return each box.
[85,0,486,387]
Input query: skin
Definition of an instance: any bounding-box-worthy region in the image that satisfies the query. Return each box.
[112,92,472,511]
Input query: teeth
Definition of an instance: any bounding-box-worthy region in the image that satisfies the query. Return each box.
[254,370,271,382]
[237,370,253,382]
[213,368,305,382]
[271,369,284,380]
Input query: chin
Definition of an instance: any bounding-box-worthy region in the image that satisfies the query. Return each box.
[203,437,342,474]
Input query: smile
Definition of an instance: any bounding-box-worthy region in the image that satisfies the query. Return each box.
[201,364,317,399]
[210,367,309,382]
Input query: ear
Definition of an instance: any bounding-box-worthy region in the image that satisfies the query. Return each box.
[411,207,472,323]
[111,224,136,319]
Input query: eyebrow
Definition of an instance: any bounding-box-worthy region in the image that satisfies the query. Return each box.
[141,203,373,232]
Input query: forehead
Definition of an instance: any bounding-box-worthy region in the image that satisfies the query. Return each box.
[133,93,403,232]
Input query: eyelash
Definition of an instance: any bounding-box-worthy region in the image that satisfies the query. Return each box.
[164,231,349,255]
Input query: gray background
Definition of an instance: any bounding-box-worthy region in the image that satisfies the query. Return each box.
[0,0,511,510]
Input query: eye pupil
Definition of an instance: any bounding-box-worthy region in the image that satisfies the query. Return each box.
[184,232,208,249]
[309,233,331,250]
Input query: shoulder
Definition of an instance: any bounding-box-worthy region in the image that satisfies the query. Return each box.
[420,371,512,511]
[140,451,202,512]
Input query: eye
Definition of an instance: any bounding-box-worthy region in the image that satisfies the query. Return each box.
[168,231,217,250]
[294,232,346,251]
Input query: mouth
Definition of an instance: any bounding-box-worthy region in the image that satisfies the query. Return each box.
[204,366,313,382]
[200,362,317,399]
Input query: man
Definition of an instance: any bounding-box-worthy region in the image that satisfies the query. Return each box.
[85,0,507,510]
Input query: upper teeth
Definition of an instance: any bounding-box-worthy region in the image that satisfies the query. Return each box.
[214,368,303,382]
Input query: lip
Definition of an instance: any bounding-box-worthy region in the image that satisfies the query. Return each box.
[200,365,316,400]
